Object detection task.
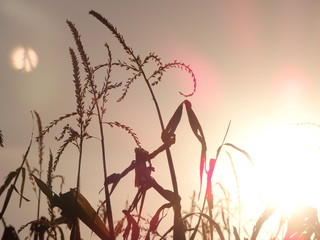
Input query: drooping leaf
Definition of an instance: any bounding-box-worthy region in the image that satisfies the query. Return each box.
[146,203,172,240]
[161,102,183,142]
[0,170,17,196]
[184,100,207,195]
[216,142,253,167]
[0,185,14,219]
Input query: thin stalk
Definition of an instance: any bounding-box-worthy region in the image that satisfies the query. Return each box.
[75,134,84,196]
[98,109,115,239]
[36,167,42,220]
[35,111,44,220]
[91,88,115,239]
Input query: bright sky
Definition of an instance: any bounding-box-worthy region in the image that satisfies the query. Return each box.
[2,1,320,239]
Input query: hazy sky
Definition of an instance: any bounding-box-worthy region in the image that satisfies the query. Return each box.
[2,1,320,239]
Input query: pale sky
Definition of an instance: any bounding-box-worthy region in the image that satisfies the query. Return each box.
[2,1,320,239]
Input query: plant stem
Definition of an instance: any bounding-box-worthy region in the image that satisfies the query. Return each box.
[75,135,83,196]
[37,170,42,220]
[92,92,115,239]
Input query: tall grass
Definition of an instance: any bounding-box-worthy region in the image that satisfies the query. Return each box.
[1,10,320,240]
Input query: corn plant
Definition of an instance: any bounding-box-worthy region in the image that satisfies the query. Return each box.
[3,9,320,240]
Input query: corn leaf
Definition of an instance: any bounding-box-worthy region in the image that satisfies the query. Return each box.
[184,100,207,194]
[161,102,183,142]
[32,174,54,203]
[55,189,111,240]
[0,170,17,196]
[32,175,111,240]
[0,185,14,219]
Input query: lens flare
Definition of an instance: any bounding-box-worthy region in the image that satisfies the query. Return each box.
[245,124,320,213]
[11,46,38,72]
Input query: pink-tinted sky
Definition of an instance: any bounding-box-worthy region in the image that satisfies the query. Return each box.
[2,1,320,239]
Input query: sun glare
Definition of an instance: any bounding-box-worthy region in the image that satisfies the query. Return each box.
[245,123,320,213]
[11,46,38,72]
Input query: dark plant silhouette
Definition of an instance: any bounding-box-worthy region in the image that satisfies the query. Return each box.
[2,10,320,240]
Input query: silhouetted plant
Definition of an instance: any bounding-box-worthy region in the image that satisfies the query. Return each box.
[2,9,320,240]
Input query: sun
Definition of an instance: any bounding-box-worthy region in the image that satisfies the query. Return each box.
[11,46,38,72]
[244,123,320,213]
